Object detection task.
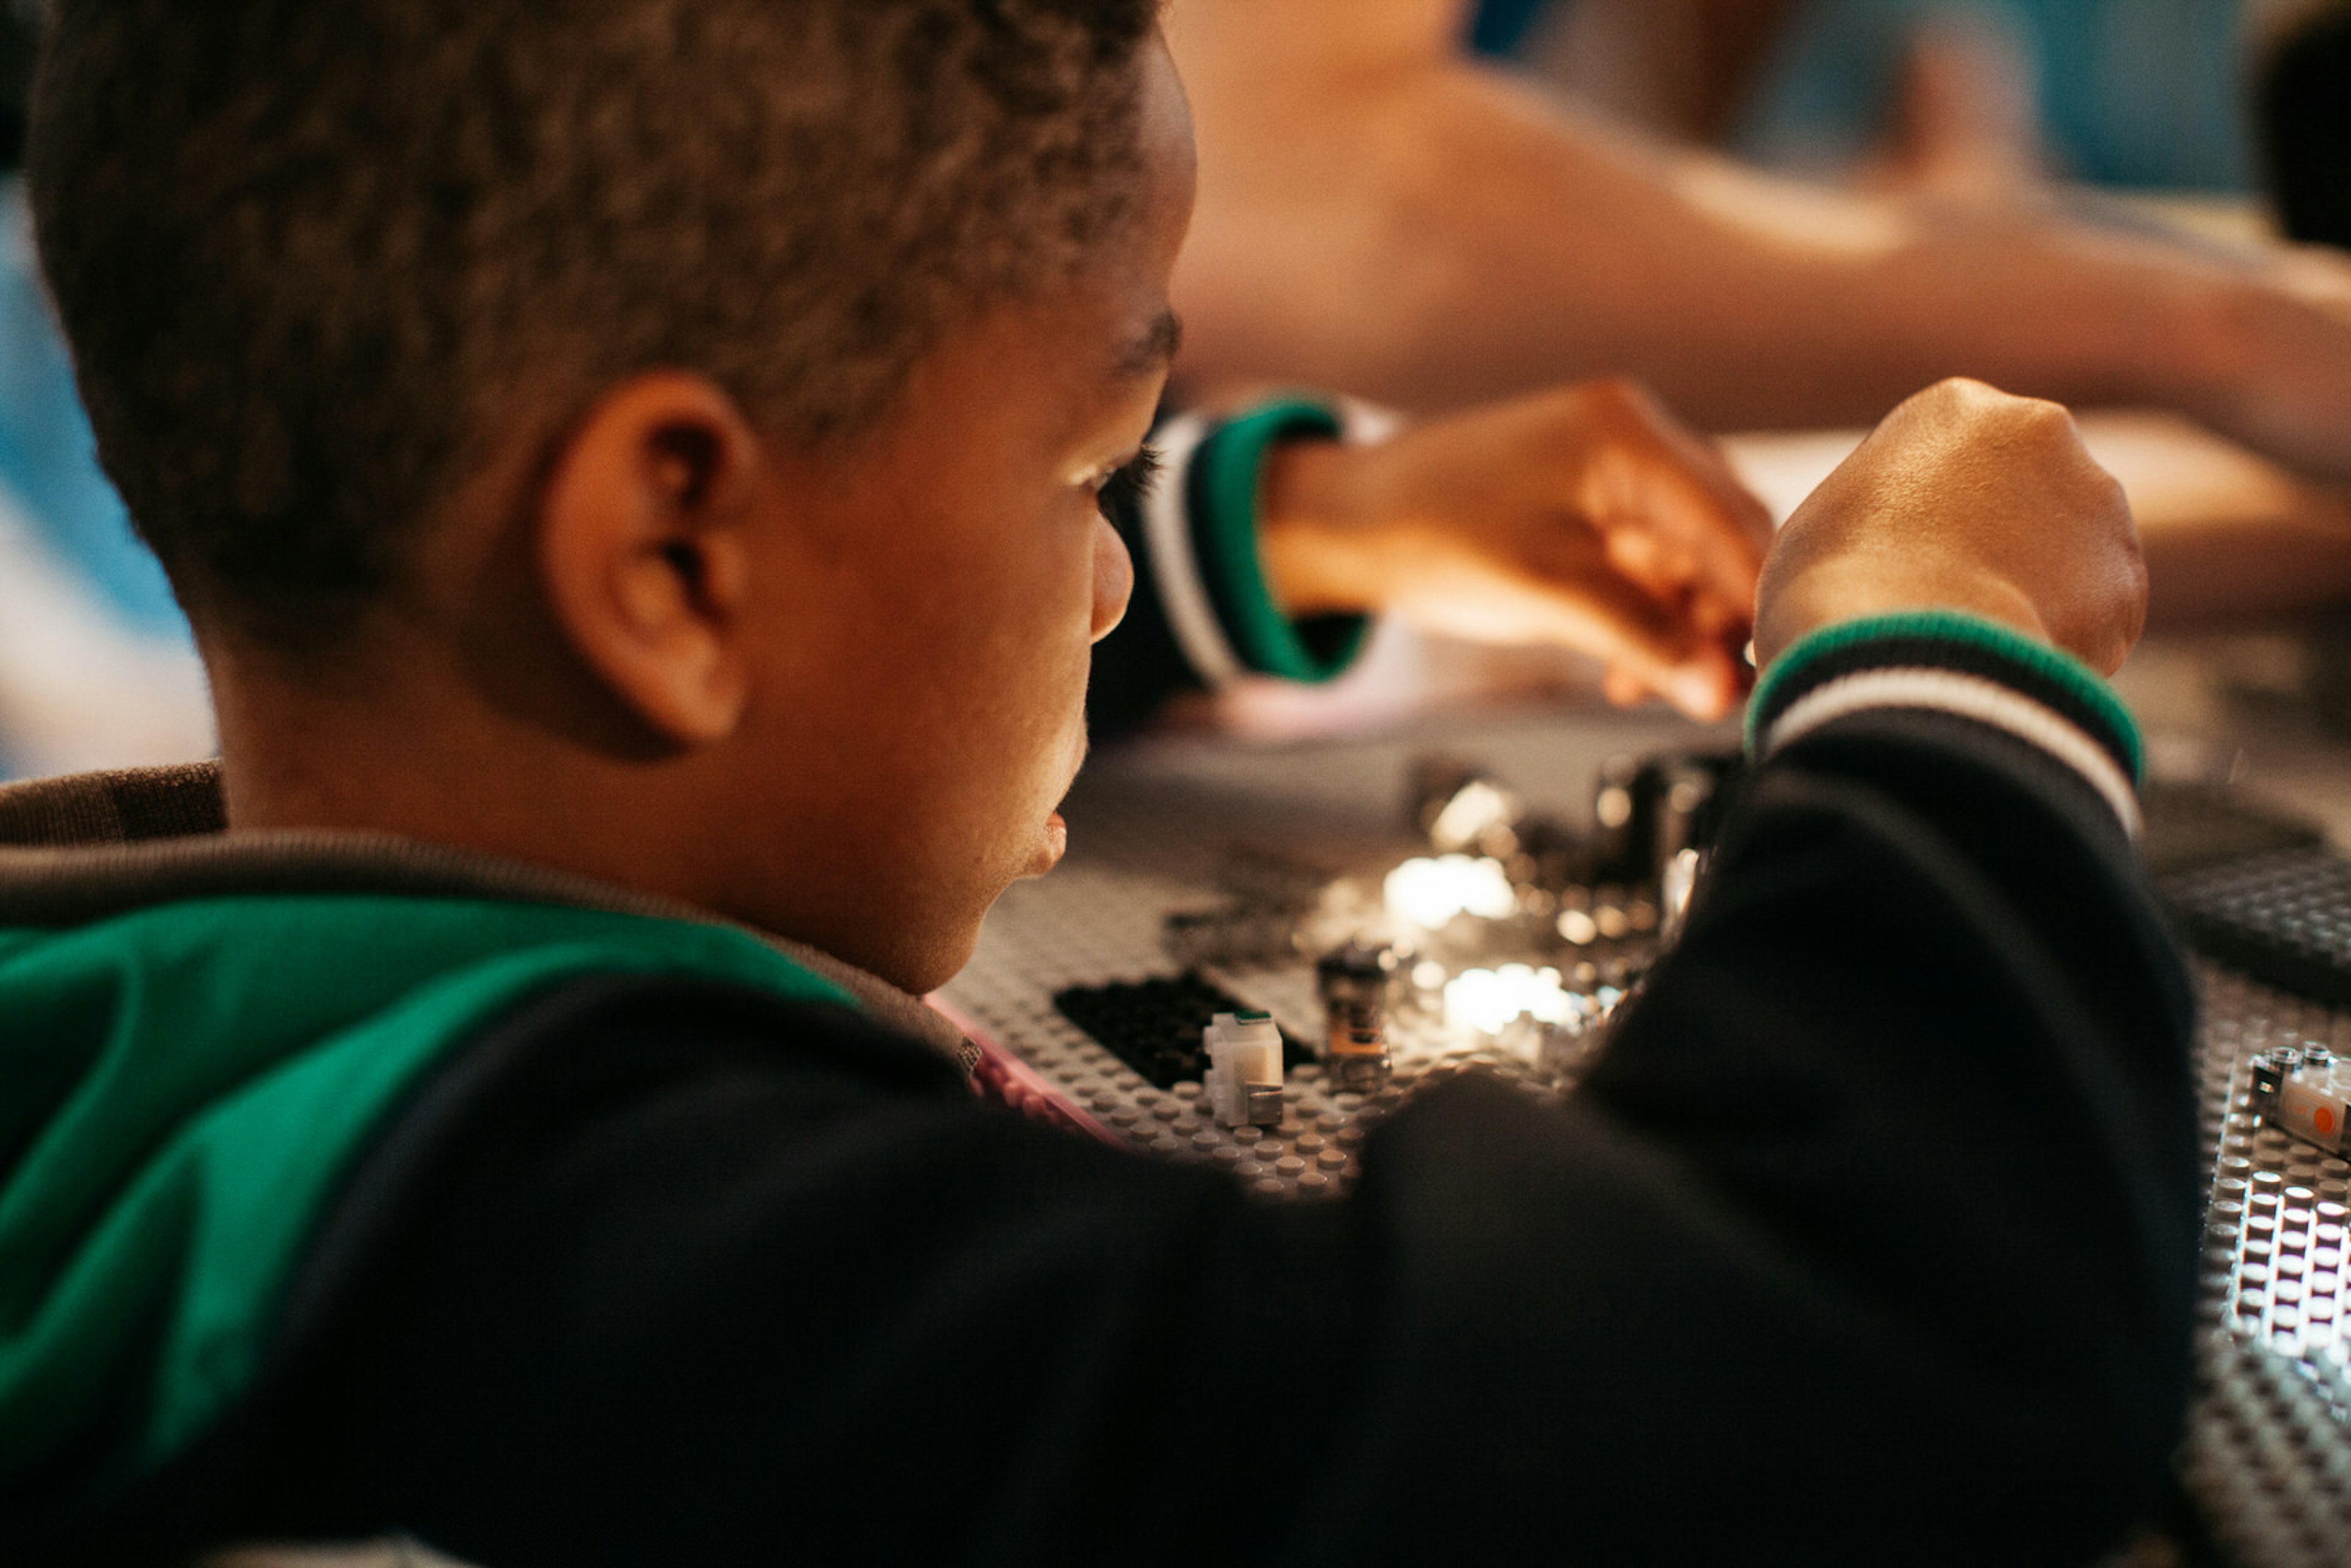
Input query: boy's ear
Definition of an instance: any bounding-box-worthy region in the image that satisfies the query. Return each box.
[537,373,763,746]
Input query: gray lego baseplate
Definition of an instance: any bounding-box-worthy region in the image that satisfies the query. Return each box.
[939,705,2351,1566]
[2186,969,2351,1566]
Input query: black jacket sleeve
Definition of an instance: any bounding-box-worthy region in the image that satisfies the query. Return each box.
[84,708,2195,1568]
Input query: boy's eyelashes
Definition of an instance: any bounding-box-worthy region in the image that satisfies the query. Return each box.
[1092,443,1163,520]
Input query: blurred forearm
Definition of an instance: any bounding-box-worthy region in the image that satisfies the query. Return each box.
[1168,0,2351,471]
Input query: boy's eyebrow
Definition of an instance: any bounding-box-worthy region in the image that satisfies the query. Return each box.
[1116,309,1184,378]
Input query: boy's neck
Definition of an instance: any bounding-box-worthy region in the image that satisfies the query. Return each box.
[201,611,974,999]
[210,633,731,927]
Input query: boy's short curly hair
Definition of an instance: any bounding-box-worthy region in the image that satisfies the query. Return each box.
[28,0,1161,647]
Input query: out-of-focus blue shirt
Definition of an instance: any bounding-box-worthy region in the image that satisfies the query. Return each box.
[1469,0,2254,191]
[0,179,187,639]
[1470,0,1554,55]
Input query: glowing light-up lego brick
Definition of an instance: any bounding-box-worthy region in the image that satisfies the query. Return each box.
[1443,964,1577,1035]
[1383,855,1515,928]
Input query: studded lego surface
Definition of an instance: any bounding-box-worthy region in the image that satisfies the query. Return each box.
[942,850,1610,1199]
[944,710,1684,1194]
[1052,975,1314,1090]
[2169,850,2351,1009]
[2188,968,2351,1566]
[939,712,2351,1562]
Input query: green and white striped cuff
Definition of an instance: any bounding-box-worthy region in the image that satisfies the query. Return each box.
[1141,398,1371,691]
[1747,610,2146,838]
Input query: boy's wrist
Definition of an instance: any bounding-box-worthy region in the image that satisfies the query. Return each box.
[1753,559,2050,670]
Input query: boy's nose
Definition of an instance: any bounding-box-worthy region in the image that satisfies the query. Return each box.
[1091,516,1134,643]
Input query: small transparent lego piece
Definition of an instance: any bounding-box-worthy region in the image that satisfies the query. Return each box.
[1162,906,1300,970]
[1589,748,1743,889]
[1660,847,1701,942]
[1327,1025,1391,1093]
[1654,760,1724,942]
[1411,756,1518,853]
[1427,777,1521,856]
[1203,1010,1286,1128]
[1584,753,1645,884]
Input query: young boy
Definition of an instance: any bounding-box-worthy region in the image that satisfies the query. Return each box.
[1,2,2190,1564]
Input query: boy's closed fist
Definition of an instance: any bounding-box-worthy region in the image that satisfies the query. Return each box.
[1256,378,1772,721]
[1754,378,2145,673]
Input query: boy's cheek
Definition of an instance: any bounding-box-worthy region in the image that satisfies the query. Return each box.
[876,528,1097,816]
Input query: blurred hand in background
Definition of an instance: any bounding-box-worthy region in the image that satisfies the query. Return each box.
[1260,379,1771,719]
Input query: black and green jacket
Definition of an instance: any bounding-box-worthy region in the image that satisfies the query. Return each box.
[0,409,2199,1567]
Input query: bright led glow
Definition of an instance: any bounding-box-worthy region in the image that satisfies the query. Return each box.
[1444,964,1577,1037]
[1384,855,1516,928]
[1429,780,1516,852]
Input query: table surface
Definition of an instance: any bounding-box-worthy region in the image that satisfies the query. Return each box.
[943,640,2351,1567]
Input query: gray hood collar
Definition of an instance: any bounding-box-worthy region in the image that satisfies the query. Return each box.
[0,762,978,1071]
